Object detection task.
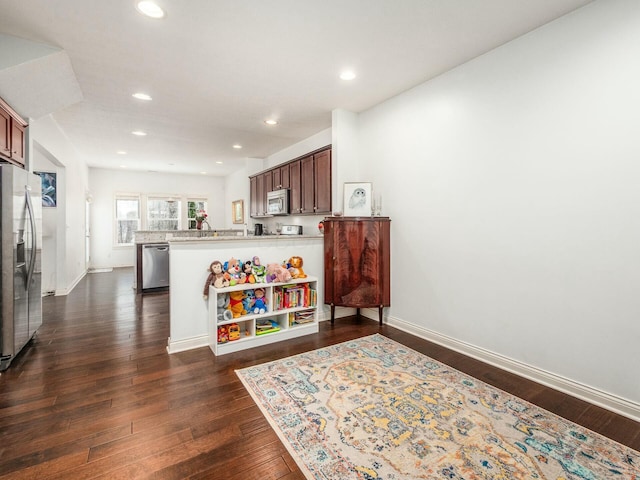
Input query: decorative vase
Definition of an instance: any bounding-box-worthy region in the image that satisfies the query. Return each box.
[196,220,203,230]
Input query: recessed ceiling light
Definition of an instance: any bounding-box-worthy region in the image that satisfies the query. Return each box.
[136,1,165,19]
[120,165,127,169]
[264,119,278,126]
[200,171,207,175]
[117,151,127,155]
[340,70,356,81]
[131,130,147,136]
[132,92,152,101]
[216,161,223,165]
[233,144,242,149]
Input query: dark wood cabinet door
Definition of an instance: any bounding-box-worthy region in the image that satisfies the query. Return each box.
[300,155,314,214]
[289,160,302,214]
[324,217,391,324]
[272,168,281,190]
[279,165,290,189]
[256,174,265,216]
[0,108,10,159]
[10,120,25,165]
[271,166,290,190]
[249,176,258,217]
[263,170,272,215]
[314,149,331,214]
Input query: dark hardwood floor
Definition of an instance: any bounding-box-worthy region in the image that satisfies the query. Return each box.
[1,267,638,479]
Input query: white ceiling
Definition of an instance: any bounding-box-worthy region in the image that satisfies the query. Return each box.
[0,0,593,176]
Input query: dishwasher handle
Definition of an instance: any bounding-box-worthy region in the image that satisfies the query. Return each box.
[143,244,169,251]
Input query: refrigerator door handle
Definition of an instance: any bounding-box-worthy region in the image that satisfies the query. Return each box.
[25,189,37,289]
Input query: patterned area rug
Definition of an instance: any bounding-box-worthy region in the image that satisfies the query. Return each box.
[236,334,640,479]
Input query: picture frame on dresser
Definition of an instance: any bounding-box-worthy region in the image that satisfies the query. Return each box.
[232,199,244,224]
[343,182,372,217]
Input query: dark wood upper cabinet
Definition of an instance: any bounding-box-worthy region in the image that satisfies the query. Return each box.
[289,160,302,214]
[323,216,391,325]
[313,149,331,214]
[249,171,274,217]
[0,97,27,168]
[10,121,25,165]
[300,155,315,214]
[249,145,331,218]
[272,164,290,190]
[0,107,10,159]
[249,176,258,217]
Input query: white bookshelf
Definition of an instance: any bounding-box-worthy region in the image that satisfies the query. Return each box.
[208,276,319,355]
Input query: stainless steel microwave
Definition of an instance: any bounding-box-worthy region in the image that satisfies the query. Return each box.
[267,188,289,215]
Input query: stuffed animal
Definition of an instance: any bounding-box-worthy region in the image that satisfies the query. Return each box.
[217,325,229,344]
[224,258,243,286]
[227,290,247,318]
[266,263,292,283]
[217,293,233,323]
[252,288,267,314]
[252,256,267,283]
[243,261,256,284]
[288,256,307,279]
[203,260,228,298]
[243,289,255,313]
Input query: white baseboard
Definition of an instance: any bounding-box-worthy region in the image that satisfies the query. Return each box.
[54,270,87,296]
[376,312,640,423]
[166,335,209,354]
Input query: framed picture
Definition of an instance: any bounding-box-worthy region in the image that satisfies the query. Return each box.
[232,199,244,224]
[35,171,57,207]
[343,182,372,217]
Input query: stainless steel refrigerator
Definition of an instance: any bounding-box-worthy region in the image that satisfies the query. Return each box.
[1,163,42,371]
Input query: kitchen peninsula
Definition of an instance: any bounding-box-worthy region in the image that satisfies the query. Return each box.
[166,234,325,354]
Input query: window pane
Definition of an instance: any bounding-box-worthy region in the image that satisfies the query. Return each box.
[187,200,207,230]
[115,197,140,245]
[148,199,180,230]
[116,199,139,219]
[117,219,139,244]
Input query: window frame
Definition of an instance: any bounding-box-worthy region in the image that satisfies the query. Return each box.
[114,194,141,247]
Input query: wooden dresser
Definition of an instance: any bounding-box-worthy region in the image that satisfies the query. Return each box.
[323,216,391,324]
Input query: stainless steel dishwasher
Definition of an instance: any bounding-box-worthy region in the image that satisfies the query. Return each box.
[142,243,170,289]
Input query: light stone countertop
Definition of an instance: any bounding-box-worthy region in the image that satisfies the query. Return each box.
[167,234,323,243]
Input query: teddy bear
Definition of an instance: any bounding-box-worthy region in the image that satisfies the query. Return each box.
[227,290,247,318]
[288,256,307,279]
[217,293,233,323]
[203,260,228,299]
[251,256,267,283]
[224,258,245,286]
[266,263,292,283]
[252,288,267,314]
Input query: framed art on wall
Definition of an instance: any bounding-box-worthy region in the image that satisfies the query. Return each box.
[232,199,244,224]
[35,171,57,207]
[343,182,372,217]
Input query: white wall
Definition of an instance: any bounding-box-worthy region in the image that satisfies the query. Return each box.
[29,114,89,295]
[353,0,640,409]
[224,160,252,230]
[89,168,225,268]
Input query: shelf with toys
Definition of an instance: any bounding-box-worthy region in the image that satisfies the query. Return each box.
[206,256,318,355]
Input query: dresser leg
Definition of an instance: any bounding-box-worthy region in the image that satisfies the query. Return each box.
[378,306,383,326]
[330,304,335,324]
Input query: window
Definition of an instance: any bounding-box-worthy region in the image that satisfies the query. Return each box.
[187,199,208,229]
[147,197,181,230]
[115,196,140,245]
